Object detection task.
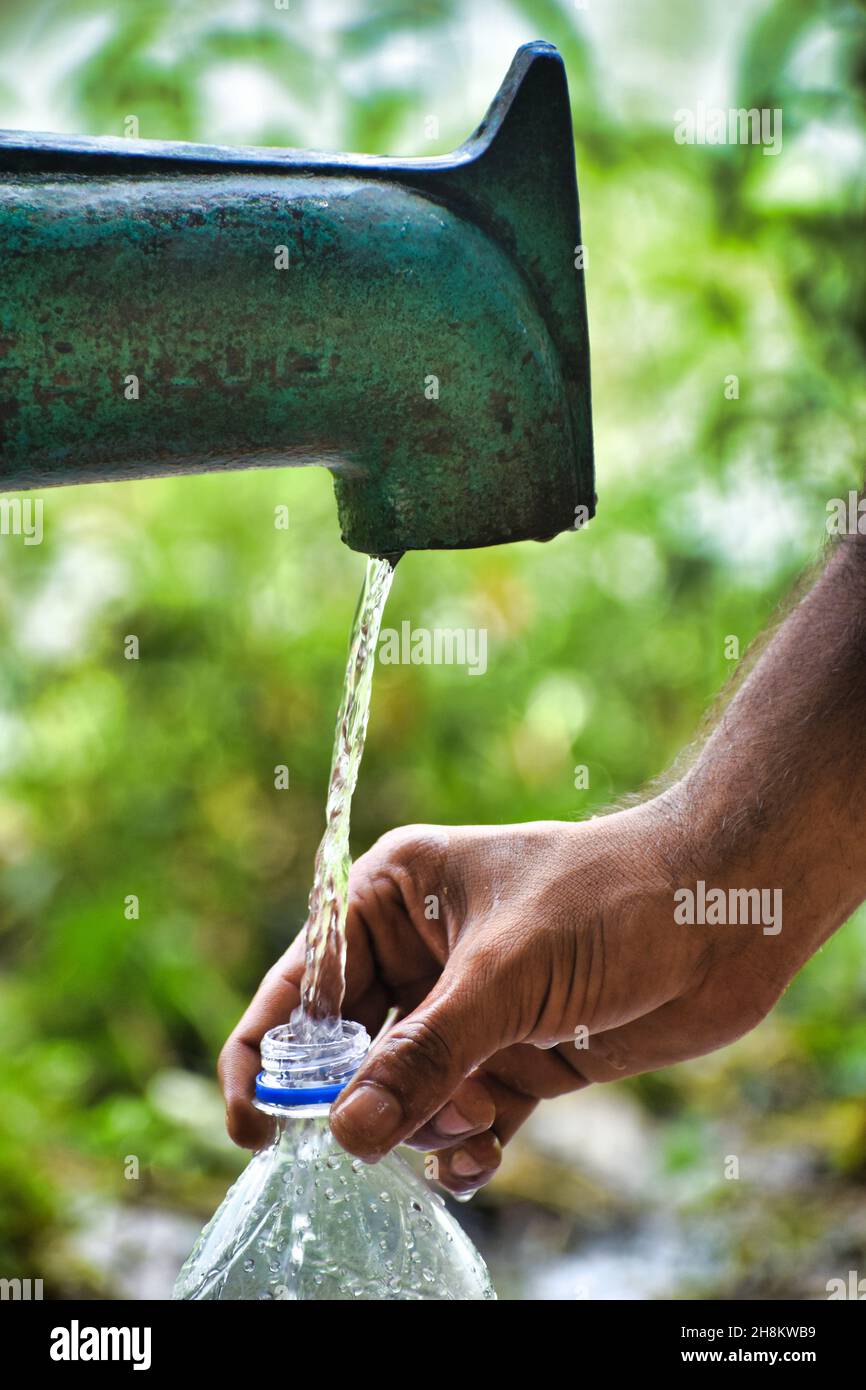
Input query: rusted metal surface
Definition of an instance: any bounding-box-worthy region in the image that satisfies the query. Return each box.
[0,41,594,556]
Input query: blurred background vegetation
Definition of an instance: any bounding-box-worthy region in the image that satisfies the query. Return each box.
[0,0,865,1299]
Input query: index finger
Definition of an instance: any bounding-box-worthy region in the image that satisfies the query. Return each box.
[218,935,307,1149]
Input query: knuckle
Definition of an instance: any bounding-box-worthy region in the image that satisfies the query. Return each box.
[216,1041,232,1087]
[365,823,447,874]
[375,1013,457,1098]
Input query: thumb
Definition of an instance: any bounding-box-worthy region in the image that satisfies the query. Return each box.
[330,965,505,1162]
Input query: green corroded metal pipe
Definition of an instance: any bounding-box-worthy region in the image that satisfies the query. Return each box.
[0,41,593,557]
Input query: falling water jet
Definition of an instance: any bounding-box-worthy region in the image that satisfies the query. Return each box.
[291,554,398,1042]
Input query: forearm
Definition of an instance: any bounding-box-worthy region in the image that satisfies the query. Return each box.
[660,532,866,969]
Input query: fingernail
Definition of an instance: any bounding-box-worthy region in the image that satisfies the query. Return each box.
[332,1082,403,1148]
[450,1148,483,1178]
[434,1102,474,1138]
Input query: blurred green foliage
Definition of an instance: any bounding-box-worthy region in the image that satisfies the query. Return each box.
[0,0,864,1296]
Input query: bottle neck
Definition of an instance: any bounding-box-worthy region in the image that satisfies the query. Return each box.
[254,1019,370,1117]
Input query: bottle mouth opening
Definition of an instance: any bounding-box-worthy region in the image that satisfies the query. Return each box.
[254,1019,370,1111]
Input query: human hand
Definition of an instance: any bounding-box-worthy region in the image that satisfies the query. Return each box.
[220,796,807,1195]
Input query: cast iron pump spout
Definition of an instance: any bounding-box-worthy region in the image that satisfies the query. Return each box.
[0,41,594,557]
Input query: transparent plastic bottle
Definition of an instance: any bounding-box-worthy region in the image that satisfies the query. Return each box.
[174,1021,496,1300]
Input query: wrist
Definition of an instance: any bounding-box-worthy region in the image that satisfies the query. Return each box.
[656,774,857,980]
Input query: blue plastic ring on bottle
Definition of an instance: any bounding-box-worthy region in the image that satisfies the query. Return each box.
[254,1074,348,1107]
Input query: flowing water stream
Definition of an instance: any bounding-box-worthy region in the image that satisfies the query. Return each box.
[291,555,396,1042]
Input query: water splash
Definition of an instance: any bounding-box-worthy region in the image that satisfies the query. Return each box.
[291,555,396,1041]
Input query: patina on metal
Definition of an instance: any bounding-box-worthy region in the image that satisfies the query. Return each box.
[0,41,594,557]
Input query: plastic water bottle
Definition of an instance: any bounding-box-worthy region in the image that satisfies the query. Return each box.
[174,1021,496,1300]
